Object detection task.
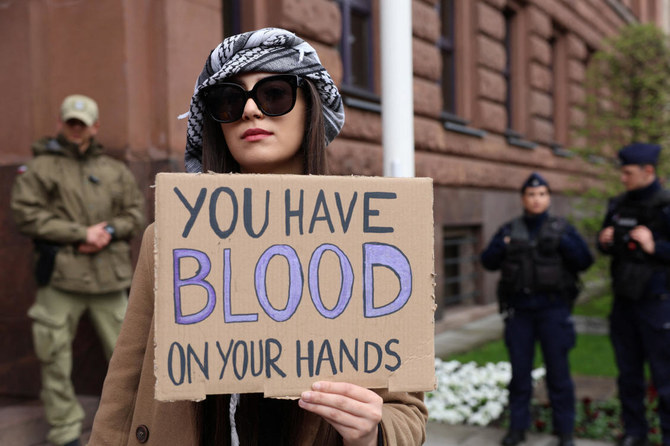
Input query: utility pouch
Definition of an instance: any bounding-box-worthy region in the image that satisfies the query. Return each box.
[34,240,60,286]
[534,258,562,290]
[613,260,653,301]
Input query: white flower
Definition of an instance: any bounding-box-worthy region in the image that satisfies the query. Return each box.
[426,358,544,427]
[532,366,546,381]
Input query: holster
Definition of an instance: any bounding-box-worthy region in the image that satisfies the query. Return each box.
[33,240,60,286]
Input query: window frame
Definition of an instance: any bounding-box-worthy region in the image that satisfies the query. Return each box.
[222,0,242,38]
[439,0,486,137]
[336,0,378,106]
[438,0,456,117]
[442,227,482,307]
[550,24,569,152]
[503,2,535,149]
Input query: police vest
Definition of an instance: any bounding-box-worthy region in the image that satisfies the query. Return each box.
[611,189,670,259]
[498,216,576,300]
[610,189,670,300]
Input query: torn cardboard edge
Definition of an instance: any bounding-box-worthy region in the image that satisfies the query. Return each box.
[153,173,436,400]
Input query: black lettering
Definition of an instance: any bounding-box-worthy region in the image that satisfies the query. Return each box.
[233,340,248,380]
[168,342,185,386]
[187,342,209,384]
[216,340,234,379]
[335,192,357,233]
[210,187,238,239]
[174,187,206,238]
[384,339,401,372]
[285,189,304,236]
[266,338,286,378]
[364,341,383,373]
[296,339,314,378]
[315,340,337,376]
[363,192,396,233]
[339,338,359,372]
[309,189,335,234]
[243,188,270,238]
[250,340,264,377]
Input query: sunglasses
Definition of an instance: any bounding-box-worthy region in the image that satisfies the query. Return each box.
[201,74,305,123]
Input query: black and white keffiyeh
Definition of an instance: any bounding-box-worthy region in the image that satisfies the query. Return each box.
[183,27,345,173]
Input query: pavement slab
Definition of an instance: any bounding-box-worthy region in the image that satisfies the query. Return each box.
[426,422,615,446]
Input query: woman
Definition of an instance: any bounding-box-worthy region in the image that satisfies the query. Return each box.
[88,28,427,446]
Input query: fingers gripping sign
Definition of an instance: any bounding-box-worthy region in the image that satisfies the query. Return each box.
[299,381,383,446]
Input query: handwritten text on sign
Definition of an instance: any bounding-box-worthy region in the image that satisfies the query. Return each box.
[154,174,435,400]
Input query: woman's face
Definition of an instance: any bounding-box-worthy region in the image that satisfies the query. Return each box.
[219,72,306,174]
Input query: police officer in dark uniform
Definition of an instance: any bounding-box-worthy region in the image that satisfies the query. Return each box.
[481,173,593,446]
[597,143,670,446]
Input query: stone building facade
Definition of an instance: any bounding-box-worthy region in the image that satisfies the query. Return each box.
[0,0,666,397]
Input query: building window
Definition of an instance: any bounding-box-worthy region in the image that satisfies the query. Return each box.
[503,7,515,132]
[443,227,481,306]
[439,0,456,116]
[503,3,534,148]
[550,25,568,150]
[336,0,376,100]
[222,0,242,38]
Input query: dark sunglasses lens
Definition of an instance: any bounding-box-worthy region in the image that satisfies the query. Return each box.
[205,85,246,123]
[255,78,296,116]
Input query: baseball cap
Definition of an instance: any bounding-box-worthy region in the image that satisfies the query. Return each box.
[60,94,98,127]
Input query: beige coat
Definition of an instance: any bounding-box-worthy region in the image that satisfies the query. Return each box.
[89,225,428,445]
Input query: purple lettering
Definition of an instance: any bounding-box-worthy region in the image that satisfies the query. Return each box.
[254,245,303,322]
[363,243,412,318]
[173,249,216,324]
[308,244,353,319]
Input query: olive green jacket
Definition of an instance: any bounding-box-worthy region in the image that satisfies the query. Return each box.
[10,134,145,294]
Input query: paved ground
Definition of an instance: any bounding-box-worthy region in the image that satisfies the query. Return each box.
[425,423,615,446]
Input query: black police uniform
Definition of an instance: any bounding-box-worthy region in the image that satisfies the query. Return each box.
[482,210,593,437]
[599,178,670,445]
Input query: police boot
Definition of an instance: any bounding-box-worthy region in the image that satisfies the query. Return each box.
[501,430,526,446]
[557,433,575,446]
[617,435,649,446]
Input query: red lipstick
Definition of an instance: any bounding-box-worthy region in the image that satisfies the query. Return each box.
[241,128,273,141]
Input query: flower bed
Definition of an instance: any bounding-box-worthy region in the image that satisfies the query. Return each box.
[427,358,662,444]
[425,358,545,426]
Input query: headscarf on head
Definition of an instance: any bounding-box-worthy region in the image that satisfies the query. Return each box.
[183,27,345,173]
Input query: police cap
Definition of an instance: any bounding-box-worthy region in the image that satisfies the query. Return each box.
[520,172,550,194]
[618,142,661,166]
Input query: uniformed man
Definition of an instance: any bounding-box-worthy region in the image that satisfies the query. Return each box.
[10,94,145,446]
[597,143,670,446]
[481,172,593,446]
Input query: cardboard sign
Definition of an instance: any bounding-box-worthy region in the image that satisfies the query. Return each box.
[154,173,436,400]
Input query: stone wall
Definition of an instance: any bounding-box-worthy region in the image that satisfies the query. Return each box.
[0,0,661,397]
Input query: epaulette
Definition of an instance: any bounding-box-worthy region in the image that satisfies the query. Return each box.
[45,139,62,152]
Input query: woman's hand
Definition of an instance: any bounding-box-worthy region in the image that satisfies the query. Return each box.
[299,381,383,446]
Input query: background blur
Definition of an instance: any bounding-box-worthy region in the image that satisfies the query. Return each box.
[0,0,667,401]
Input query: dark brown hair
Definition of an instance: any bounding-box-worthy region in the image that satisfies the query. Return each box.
[200,78,328,175]
[196,77,336,445]
[198,393,344,445]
